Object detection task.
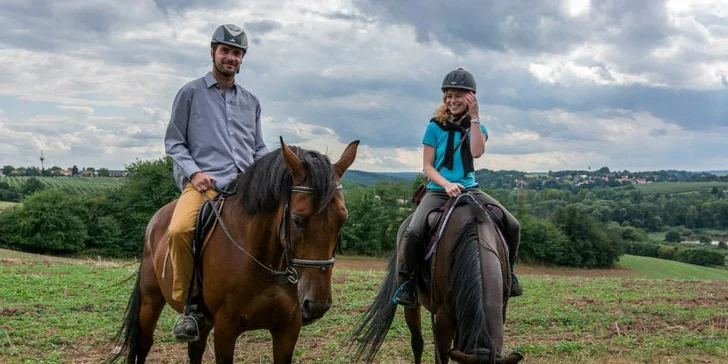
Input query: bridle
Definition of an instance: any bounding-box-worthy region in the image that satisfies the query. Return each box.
[205,183,343,285]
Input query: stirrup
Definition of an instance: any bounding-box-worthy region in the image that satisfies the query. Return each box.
[173,314,201,342]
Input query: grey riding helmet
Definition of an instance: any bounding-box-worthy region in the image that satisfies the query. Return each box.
[211,24,248,53]
[441,68,476,93]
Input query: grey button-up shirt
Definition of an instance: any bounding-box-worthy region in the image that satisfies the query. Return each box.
[164,72,269,191]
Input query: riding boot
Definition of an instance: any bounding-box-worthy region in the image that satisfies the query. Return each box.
[394,231,420,308]
[510,268,523,297]
[173,298,206,342]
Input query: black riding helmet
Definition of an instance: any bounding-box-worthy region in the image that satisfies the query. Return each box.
[441,68,476,94]
[211,24,248,53]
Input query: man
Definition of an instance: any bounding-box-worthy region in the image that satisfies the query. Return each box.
[164,23,269,342]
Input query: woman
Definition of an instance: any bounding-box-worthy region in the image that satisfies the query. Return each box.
[394,68,523,308]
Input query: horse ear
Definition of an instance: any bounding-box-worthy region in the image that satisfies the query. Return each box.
[333,140,360,178]
[280,136,305,182]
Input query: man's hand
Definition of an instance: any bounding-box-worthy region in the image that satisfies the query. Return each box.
[191,172,214,192]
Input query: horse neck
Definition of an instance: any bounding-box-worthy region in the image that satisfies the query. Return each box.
[224,199,287,271]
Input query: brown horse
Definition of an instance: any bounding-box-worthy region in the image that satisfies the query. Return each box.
[347,193,523,364]
[109,138,359,364]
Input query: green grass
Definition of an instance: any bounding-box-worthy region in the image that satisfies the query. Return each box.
[618,254,728,280]
[0,250,726,363]
[0,176,124,195]
[0,201,18,211]
[630,181,728,194]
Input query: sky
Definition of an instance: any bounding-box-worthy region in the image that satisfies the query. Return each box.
[0,0,726,173]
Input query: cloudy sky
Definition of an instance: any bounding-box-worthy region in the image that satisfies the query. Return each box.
[0,0,726,173]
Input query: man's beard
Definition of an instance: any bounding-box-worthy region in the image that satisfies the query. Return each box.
[214,58,238,77]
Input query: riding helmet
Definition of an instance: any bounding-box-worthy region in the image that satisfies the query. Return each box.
[441,68,476,93]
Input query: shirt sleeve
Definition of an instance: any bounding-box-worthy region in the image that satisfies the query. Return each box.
[253,102,270,160]
[422,122,438,147]
[164,86,200,178]
[480,122,488,136]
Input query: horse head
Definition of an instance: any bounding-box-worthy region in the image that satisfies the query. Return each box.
[280,137,359,325]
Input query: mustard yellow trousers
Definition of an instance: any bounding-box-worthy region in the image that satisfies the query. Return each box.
[168,183,219,302]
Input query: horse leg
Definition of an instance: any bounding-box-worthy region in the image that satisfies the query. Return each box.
[270,320,302,364]
[187,326,212,364]
[404,305,424,364]
[213,320,240,364]
[434,311,455,364]
[134,260,166,363]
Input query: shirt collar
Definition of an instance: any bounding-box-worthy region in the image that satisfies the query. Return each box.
[204,71,238,91]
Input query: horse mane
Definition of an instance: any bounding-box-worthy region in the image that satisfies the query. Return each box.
[449,213,497,363]
[232,146,337,216]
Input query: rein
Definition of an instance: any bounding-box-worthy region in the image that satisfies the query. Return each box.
[202,183,342,285]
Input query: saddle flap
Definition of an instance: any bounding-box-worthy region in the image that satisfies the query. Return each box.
[194,195,225,258]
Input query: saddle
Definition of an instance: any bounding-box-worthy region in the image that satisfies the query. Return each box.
[422,195,507,262]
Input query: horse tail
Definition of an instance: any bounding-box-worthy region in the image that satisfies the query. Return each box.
[346,252,400,363]
[449,222,496,364]
[107,261,144,363]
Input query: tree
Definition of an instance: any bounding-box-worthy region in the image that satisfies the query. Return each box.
[72,165,79,176]
[2,165,14,176]
[552,205,622,268]
[665,230,682,243]
[97,168,110,177]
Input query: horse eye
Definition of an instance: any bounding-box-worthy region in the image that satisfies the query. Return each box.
[292,215,305,228]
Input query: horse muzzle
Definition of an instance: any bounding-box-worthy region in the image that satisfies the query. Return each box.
[300,298,331,326]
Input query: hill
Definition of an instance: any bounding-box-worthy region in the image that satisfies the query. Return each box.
[341,170,419,185]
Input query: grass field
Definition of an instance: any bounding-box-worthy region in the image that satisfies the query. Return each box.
[0,176,124,195]
[0,250,726,363]
[630,181,728,194]
[0,201,18,211]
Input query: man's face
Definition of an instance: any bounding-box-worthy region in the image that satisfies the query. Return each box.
[212,44,244,76]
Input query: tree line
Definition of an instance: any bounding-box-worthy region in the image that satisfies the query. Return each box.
[0,157,725,269]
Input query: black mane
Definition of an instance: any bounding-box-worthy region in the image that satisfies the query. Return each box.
[233,146,337,215]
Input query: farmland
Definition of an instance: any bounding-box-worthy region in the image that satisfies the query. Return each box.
[0,250,726,363]
[629,181,728,194]
[0,176,124,194]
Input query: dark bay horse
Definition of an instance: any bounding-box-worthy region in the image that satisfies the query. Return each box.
[109,138,359,363]
[347,193,523,364]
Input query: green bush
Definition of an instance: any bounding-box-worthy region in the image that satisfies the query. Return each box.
[665,230,682,243]
[519,215,573,265]
[552,205,622,268]
[625,242,659,258]
[0,189,89,253]
[673,248,725,266]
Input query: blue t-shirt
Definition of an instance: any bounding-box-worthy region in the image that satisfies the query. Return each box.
[422,121,488,190]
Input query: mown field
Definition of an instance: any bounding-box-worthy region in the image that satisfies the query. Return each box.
[0,250,726,363]
[0,176,124,194]
[630,181,728,194]
[0,201,18,211]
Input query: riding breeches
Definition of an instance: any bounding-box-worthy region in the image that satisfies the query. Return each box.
[396,188,521,282]
[167,183,219,302]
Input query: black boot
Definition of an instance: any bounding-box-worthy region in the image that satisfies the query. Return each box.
[510,271,523,297]
[394,278,417,308]
[173,303,206,342]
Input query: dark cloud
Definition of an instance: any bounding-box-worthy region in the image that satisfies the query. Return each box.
[244,20,282,35]
[352,0,673,55]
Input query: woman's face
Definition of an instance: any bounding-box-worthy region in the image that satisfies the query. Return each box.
[444,89,469,115]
